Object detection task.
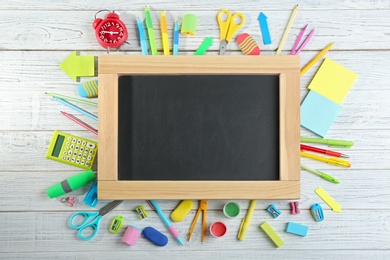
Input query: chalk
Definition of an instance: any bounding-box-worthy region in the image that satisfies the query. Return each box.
[260,222,284,247]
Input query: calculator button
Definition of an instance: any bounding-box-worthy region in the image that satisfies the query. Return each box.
[63,151,67,155]
[72,138,76,143]
[78,153,82,157]
[70,144,75,149]
[68,137,72,141]
[80,147,84,152]
[82,141,86,146]
[84,148,89,154]
[87,143,95,149]
[64,146,69,150]
[66,142,70,146]
[73,152,77,156]
[85,162,91,167]
[75,146,79,150]
[61,156,66,160]
[87,155,92,161]
[81,160,85,165]
[77,140,81,145]
[71,158,75,163]
[83,154,87,159]
[89,150,94,155]
[68,151,73,155]
[66,156,71,161]
[76,159,80,164]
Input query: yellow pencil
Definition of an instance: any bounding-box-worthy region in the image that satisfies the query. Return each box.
[276,4,299,55]
[161,11,170,55]
[300,151,350,168]
[300,43,334,76]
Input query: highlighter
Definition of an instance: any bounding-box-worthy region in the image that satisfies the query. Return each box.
[47,170,96,198]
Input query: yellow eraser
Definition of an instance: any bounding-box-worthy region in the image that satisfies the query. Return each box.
[171,200,194,222]
[260,222,284,248]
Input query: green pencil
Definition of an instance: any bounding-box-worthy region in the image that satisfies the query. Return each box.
[46,92,97,107]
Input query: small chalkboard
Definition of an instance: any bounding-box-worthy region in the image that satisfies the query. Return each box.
[98,56,300,200]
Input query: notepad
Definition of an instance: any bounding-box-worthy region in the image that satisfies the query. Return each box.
[308,58,357,104]
[300,90,342,137]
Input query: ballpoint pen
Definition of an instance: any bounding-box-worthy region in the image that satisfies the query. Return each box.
[237,200,256,240]
[300,137,354,148]
[148,200,184,246]
[160,11,169,55]
[145,6,157,55]
[301,164,340,184]
[137,17,148,55]
[300,151,351,168]
[301,144,349,158]
[173,21,179,55]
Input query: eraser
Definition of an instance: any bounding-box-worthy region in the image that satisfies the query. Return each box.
[171,200,194,222]
[143,226,168,247]
[286,222,308,237]
[77,80,98,98]
[260,222,284,248]
[122,225,142,246]
[236,33,260,55]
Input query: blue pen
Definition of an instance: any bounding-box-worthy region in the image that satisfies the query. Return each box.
[173,21,179,55]
[137,17,148,55]
[53,97,98,121]
[149,200,184,246]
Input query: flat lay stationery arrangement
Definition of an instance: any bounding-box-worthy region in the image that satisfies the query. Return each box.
[3,1,389,258]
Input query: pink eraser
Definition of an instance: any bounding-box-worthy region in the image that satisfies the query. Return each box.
[122,225,142,246]
[236,33,260,55]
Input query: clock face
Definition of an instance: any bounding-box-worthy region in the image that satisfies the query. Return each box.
[97,19,126,47]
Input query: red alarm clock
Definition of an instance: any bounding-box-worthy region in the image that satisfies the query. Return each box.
[93,10,128,49]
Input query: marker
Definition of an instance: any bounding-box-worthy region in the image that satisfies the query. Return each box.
[53,97,98,121]
[137,17,148,55]
[173,21,179,55]
[46,170,96,198]
[301,164,340,184]
[161,11,170,55]
[145,6,157,55]
[237,200,256,240]
[301,152,351,168]
[300,137,354,148]
[301,144,348,158]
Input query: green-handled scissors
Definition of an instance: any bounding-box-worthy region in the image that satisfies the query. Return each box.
[69,200,123,240]
[217,9,245,55]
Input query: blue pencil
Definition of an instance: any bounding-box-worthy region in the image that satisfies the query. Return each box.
[137,17,148,55]
[173,21,179,55]
[53,97,98,121]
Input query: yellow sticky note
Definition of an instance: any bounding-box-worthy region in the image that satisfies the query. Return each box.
[308,58,357,104]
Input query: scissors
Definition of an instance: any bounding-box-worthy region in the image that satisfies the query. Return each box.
[188,200,208,243]
[69,200,123,240]
[217,9,245,55]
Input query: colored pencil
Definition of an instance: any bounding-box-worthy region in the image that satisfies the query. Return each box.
[53,97,98,121]
[61,111,98,135]
[290,24,307,55]
[300,42,334,76]
[295,29,315,55]
[276,4,299,55]
[46,92,97,107]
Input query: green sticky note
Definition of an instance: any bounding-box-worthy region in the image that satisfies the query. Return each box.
[60,51,95,81]
[260,222,284,247]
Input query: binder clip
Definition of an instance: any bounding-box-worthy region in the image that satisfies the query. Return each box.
[290,201,300,214]
[311,203,324,222]
[60,196,76,207]
[267,204,281,218]
[135,205,148,220]
[83,181,98,207]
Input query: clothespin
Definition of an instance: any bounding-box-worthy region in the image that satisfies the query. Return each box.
[267,204,281,218]
[290,201,300,214]
[188,200,208,243]
[290,24,315,55]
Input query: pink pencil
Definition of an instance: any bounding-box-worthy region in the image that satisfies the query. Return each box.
[290,24,307,55]
[60,111,98,135]
[295,29,315,55]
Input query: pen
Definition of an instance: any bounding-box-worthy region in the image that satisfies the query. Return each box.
[61,111,98,135]
[295,29,315,55]
[300,137,354,148]
[53,97,98,121]
[149,200,184,246]
[301,144,348,158]
[290,24,307,55]
[276,4,298,55]
[46,92,97,107]
[301,164,340,184]
[173,21,179,55]
[300,42,334,76]
[160,11,169,55]
[137,17,148,55]
[237,200,256,240]
[300,152,351,168]
[145,6,157,55]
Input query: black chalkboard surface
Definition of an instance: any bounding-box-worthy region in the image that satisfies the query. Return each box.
[117,75,280,181]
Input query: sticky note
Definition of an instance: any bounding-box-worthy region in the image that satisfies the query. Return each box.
[300,90,342,137]
[308,58,357,104]
[315,186,342,213]
[286,222,308,237]
[260,222,284,247]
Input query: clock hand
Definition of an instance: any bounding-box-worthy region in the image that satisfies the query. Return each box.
[100,31,119,35]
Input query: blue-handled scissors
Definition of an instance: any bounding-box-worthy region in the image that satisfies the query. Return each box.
[69,200,123,241]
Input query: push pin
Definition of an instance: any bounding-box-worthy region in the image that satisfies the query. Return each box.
[267,204,281,218]
[290,201,300,214]
[61,196,76,207]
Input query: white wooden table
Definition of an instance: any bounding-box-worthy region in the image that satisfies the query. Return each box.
[1,1,389,259]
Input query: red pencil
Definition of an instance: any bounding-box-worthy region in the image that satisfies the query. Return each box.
[300,144,348,158]
[60,111,98,135]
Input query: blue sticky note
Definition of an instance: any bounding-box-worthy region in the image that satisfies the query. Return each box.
[300,91,342,137]
[286,222,308,237]
[258,12,271,45]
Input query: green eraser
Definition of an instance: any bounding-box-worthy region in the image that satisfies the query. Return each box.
[260,222,284,247]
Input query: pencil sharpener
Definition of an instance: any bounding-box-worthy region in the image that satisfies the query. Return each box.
[136,205,148,220]
[267,204,282,218]
[311,203,324,222]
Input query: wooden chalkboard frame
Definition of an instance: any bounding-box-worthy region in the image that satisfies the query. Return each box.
[98,55,300,200]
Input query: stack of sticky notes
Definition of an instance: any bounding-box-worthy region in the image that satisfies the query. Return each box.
[300,58,357,137]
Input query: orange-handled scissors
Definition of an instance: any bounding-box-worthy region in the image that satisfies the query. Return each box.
[217,9,245,55]
[188,200,208,243]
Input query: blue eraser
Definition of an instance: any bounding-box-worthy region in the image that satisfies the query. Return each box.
[143,226,168,247]
[286,222,309,237]
[77,80,98,98]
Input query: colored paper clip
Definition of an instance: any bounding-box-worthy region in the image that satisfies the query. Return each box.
[311,203,324,222]
[60,196,76,207]
[290,201,300,214]
[110,215,124,234]
[267,204,281,218]
[136,205,148,220]
[83,181,98,207]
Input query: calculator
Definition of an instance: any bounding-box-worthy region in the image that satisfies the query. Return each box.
[46,130,98,169]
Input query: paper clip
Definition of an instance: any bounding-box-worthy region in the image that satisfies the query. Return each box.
[135,205,148,220]
[83,181,98,207]
[110,215,124,234]
[267,204,281,218]
[60,196,76,207]
[311,203,324,222]
[290,201,300,214]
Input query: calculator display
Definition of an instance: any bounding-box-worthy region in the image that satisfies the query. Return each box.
[52,134,65,157]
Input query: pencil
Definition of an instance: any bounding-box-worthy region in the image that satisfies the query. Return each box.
[276,4,299,55]
[61,111,98,135]
[53,97,98,121]
[300,42,334,76]
[161,11,170,55]
[46,92,97,107]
